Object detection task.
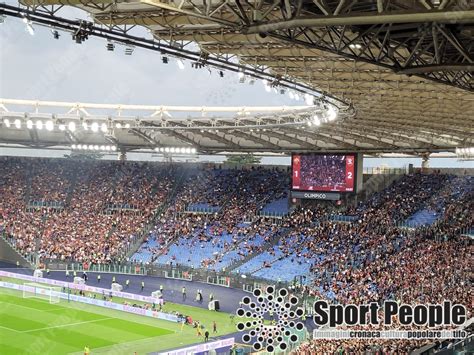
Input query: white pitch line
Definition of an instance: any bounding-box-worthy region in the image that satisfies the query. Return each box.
[21,317,113,333]
[0,324,21,333]
[0,300,64,313]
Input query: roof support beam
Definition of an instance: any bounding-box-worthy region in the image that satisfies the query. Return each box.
[245,10,474,34]
[398,64,474,74]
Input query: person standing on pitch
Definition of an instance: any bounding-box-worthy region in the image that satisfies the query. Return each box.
[209,293,214,302]
[204,330,209,342]
[141,281,145,291]
[213,321,217,333]
[182,286,186,301]
[65,269,69,278]
[160,284,164,293]
[97,274,101,283]
[126,279,130,289]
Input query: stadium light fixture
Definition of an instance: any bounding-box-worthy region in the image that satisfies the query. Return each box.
[71,144,76,149]
[3,118,10,128]
[82,122,88,130]
[36,120,43,130]
[14,119,21,129]
[162,56,168,64]
[327,106,337,121]
[58,123,66,131]
[288,91,294,100]
[115,122,122,129]
[27,120,33,129]
[106,41,115,51]
[100,123,108,133]
[124,123,131,129]
[45,120,54,131]
[111,146,117,151]
[68,121,76,132]
[91,122,99,132]
[177,59,185,70]
[238,71,245,83]
[125,46,134,55]
[22,16,35,36]
[305,94,314,105]
[51,30,60,39]
[349,43,362,49]
[294,93,300,101]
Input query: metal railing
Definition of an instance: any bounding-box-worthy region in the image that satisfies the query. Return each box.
[362,166,408,175]
[183,206,221,214]
[27,200,64,208]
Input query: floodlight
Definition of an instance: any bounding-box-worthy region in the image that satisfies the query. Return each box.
[45,120,54,131]
[327,106,337,121]
[91,122,99,132]
[68,122,76,132]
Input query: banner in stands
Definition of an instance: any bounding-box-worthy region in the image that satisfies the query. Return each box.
[158,337,235,355]
[291,191,341,200]
[0,271,179,323]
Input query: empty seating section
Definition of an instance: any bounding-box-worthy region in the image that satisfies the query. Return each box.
[260,196,290,217]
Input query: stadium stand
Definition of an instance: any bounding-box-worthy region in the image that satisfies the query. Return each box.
[0,156,472,355]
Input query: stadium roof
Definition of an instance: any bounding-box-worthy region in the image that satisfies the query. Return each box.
[2,0,474,154]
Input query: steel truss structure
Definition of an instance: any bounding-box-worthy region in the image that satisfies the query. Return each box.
[0,98,470,153]
[0,1,473,154]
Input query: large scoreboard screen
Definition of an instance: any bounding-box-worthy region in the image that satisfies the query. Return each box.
[292,153,357,193]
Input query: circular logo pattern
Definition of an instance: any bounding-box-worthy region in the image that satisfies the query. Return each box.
[236,286,306,352]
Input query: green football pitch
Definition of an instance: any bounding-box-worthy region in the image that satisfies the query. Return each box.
[0,287,239,355]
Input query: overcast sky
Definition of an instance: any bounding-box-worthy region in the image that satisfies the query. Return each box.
[0,3,472,169]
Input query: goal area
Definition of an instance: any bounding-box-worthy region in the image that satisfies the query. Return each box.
[22,282,62,304]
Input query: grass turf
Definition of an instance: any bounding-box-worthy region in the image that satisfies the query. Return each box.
[0,286,239,354]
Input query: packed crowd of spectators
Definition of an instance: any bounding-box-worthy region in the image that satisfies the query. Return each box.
[0,156,471,354]
[300,155,346,190]
[289,174,472,354]
[0,157,176,264]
